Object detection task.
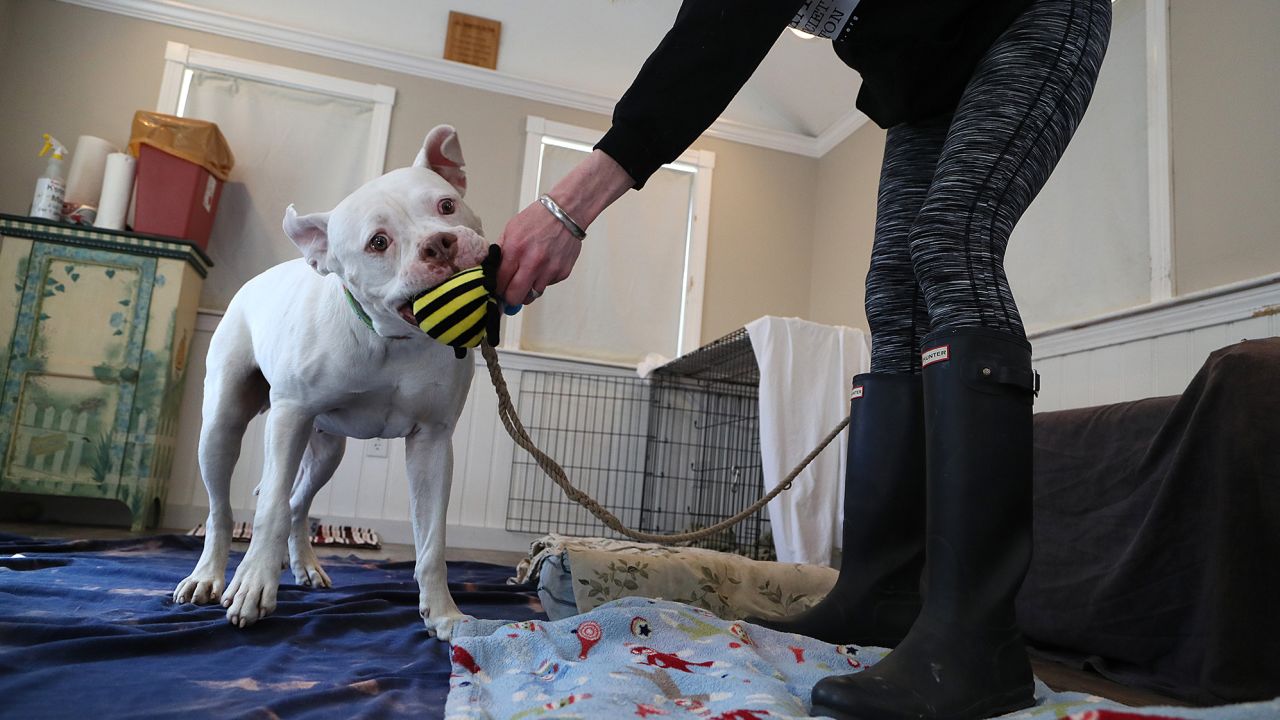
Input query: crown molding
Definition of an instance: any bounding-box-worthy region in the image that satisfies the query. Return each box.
[705,116,822,157]
[814,108,872,156]
[57,0,873,158]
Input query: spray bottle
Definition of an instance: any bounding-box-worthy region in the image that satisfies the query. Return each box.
[31,134,68,221]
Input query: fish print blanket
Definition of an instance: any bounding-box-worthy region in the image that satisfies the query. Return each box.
[445,597,1280,720]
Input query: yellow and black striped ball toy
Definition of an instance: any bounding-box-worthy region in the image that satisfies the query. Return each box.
[411,243,503,359]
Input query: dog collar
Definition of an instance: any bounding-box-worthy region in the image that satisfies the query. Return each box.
[342,286,375,331]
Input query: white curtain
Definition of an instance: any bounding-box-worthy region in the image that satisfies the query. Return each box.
[181,69,376,310]
[520,143,694,364]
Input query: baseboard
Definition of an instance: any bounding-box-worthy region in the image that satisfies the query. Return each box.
[444,524,542,554]
[161,504,539,552]
[159,504,210,533]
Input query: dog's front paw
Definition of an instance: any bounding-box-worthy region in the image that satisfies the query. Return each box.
[173,569,226,605]
[288,536,332,589]
[421,608,473,642]
[221,557,282,628]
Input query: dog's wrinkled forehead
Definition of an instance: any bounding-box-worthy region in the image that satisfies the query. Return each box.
[332,167,459,227]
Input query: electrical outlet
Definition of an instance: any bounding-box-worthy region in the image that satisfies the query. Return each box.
[366,438,389,458]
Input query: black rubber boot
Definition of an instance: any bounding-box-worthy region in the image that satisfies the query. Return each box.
[750,373,925,648]
[811,328,1038,720]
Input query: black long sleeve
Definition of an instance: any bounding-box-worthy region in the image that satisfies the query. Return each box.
[595,0,1038,186]
[595,1,802,189]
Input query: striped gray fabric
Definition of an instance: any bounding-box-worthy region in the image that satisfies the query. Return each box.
[865,0,1112,373]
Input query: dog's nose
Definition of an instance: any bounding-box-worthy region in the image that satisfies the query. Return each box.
[420,232,458,263]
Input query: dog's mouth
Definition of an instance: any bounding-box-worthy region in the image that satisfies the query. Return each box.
[396,283,441,329]
[395,267,470,331]
[397,299,418,328]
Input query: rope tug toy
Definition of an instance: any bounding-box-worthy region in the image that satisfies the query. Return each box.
[406,243,851,543]
[411,243,503,358]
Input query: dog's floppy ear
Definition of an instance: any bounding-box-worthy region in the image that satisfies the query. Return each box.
[283,204,333,276]
[414,124,468,197]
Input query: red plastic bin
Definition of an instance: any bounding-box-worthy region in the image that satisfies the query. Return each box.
[131,144,224,250]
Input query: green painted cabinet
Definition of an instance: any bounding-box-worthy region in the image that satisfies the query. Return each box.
[0,215,211,529]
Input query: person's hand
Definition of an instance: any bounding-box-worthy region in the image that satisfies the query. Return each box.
[495,150,636,307]
[496,200,582,308]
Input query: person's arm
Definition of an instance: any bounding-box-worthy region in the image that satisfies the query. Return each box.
[497,0,799,306]
[597,0,801,189]
[496,149,634,308]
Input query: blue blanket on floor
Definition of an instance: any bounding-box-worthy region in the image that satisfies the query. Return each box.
[4,533,1278,720]
[444,598,1280,720]
[0,532,541,719]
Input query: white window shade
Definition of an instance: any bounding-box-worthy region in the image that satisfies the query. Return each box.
[156,42,394,311]
[520,143,694,363]
[180,70,376,309]
[510,118,714,365]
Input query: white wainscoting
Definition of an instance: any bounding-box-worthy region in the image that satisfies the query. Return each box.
[165,274,1280,548]
[161,310,637,551]
[1030,274,1280,412]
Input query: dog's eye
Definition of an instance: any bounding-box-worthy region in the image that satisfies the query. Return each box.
[368,233,390,252]
[438,198,456,215]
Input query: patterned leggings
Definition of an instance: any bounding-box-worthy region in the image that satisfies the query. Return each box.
[865,0,1112,373]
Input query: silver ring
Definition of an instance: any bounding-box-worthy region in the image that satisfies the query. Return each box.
[525,289,543,303]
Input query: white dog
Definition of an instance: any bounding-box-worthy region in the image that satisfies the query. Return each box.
[172,125,489,640]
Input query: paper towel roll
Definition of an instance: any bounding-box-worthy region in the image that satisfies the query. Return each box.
[65,135,119,207]
[95,153,136,231]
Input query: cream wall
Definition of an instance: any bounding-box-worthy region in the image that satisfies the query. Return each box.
[806,1,1280,334]
[702,145,819,340]
[0,0,818,345]
[0,1,14,60]
[807,123,885,332]
[10,1,1272,345]
[1169,0,1280,294]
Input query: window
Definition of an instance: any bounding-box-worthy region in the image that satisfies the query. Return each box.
[504,117,714,365]
[155,42,395,310]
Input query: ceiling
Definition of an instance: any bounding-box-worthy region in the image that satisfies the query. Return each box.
[85,0,864,154]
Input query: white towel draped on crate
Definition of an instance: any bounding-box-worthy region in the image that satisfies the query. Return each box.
[746,316,869,565]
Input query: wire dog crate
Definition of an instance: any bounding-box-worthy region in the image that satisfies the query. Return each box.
[505,329,775,559]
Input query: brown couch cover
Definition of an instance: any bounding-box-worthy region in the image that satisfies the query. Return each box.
[1018,339,1280,704]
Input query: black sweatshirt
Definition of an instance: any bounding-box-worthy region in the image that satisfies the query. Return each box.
[596,0,1033,188]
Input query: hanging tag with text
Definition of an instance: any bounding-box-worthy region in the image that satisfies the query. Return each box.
[789,0,861,40]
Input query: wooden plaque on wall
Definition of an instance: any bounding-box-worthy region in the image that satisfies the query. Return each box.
[444,11,502,70]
